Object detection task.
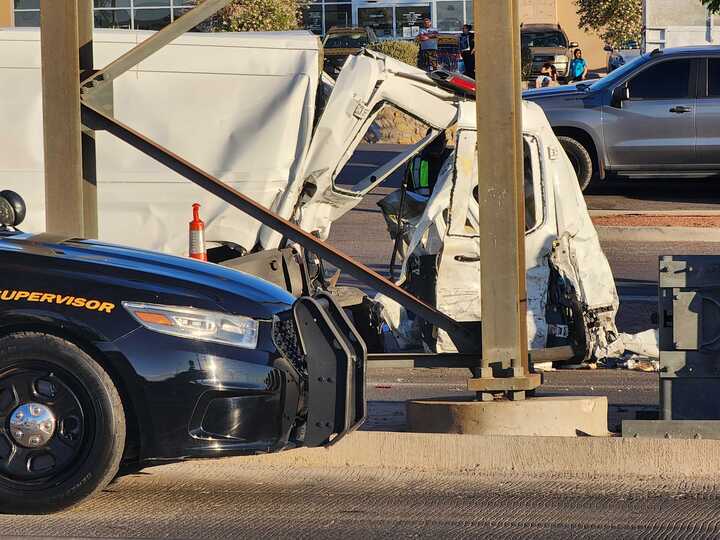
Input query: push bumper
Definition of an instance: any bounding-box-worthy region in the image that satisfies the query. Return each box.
[275,292,367,447]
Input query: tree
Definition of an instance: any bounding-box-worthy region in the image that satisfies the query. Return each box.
[702,0,720,13]
[574,0,643,48]
[195,0,309,32]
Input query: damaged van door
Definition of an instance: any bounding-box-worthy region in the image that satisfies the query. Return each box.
[373,101,620,362]
[228,49,621,363]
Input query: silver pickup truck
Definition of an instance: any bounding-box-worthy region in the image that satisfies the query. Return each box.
[524,46,720,191]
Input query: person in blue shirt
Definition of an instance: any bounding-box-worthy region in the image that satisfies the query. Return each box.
[569,48,588,82]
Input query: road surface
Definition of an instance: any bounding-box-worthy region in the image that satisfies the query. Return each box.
[2,462,720,538]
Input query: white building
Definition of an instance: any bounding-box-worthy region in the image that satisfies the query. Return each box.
[645,0,720,49]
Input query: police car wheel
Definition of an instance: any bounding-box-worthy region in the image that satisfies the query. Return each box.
[0,332,125,514]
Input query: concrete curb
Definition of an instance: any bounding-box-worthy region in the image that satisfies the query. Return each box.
[596,225,720,243]
[247,431,720,479]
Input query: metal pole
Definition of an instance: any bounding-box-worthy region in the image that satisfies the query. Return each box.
[78,0,98,238]
[472,0,533,398]
[40,0,84,236]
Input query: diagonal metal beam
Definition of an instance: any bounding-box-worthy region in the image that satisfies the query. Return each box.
[80,101,477,352]
[81,0,232,92]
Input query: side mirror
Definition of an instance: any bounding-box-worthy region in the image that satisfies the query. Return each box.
[0,190,26,228]
[603,45,614,52]
[569,41,579,48]
[611,85,630,108]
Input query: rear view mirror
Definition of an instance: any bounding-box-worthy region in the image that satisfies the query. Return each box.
[569,41,579,48]
[611,85,630,108]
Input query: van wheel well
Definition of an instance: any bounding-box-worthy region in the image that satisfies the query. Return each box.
[553,127,604,180]
[0,324,141,467]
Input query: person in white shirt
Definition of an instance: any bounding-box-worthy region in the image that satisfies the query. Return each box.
[416,17,439,72]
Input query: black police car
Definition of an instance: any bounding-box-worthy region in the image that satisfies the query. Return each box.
[0,191,365,514]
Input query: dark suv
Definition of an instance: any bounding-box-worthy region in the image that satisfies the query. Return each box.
[524,46,720,190]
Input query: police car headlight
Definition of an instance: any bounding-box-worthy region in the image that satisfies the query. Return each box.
[122,302,259,349]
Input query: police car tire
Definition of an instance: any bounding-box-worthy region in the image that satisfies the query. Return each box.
[558,136,594,192]
[0,332,126,514]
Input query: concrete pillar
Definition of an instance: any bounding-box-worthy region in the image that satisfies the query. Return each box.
[78,0,98,238]
[474,0,529,380]
[40,0,84,236]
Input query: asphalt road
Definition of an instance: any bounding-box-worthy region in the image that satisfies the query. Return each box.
[4,463,720,538]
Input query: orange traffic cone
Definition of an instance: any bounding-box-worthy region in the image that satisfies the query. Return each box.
[189,203,207,261]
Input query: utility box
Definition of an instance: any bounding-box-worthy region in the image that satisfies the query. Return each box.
[659,255,720,420]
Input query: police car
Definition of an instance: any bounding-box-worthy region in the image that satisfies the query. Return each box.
[0,191,365,514]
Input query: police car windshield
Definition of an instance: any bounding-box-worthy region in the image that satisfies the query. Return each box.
[324,33,369,48]
[521,31,567,48]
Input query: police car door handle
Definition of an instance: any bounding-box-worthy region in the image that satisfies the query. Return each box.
[669,106,692,114]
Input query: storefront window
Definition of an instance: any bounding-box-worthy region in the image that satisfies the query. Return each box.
[134,8,171,30]
[324,4,352,34]
[94,9,132,29]
[14,0,192,29]
[437,1,463,31]
[395,5,430,39]
[358,7,393,39]
[302,4,323,35]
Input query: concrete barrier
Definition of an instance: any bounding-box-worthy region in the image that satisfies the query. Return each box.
[596,226,720,243]
[248,431,720,479]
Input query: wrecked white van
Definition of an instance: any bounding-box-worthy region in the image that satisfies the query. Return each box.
[0,29,620,362]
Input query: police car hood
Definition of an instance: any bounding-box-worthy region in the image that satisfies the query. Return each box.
[0,234,295,319]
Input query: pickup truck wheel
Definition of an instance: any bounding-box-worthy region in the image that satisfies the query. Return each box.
[558,136,594,192]
[0,333,125,514]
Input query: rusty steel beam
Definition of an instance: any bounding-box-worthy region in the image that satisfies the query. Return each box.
[80,101,478,352]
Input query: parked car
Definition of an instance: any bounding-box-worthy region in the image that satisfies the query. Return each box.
[323,26,377,77]
[606,40,642,72]
[521,23,578,81]
[523,46,720,191]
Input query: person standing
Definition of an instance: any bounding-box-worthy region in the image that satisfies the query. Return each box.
[569,48,588,82]
[416,17,439,72]
[459,24,475,79]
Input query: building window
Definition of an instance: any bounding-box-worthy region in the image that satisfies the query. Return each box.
[357,6,392,39]
[323,4,351,34]
[14,0,39,27]
[302,4,323,35]
[395,5,430,38]
[437,1,464,32]
[302,2,352,37]
[13,0,194,30]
